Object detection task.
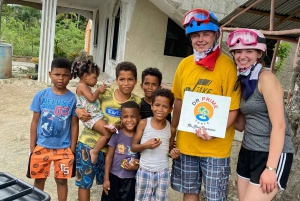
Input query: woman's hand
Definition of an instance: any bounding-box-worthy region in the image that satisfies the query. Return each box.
[75,108,92,122]
[195,127,215,141]
[259,169,277,194]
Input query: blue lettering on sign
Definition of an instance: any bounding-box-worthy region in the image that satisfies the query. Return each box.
[106,108,121,117]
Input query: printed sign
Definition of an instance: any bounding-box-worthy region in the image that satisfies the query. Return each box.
[178,91,231,138]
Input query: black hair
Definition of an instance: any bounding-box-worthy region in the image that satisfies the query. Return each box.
[115,61,137,79]
[141,67,162,86]
[121,101,140,113]
[152,88,175,107]
[71,60,100,79]
[51,57,71,72]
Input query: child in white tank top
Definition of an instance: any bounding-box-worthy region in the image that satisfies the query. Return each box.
[131,89,180,201]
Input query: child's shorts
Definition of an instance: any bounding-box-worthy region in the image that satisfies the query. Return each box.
[75,142,105,189]
[101,172,136,201]
[83,116,103,130]
[237,146,293,190]
[26,145,75,179]
[135,167,169,201]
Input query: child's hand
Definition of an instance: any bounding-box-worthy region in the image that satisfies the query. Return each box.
[122,160,139,171]
[97,80,107,94]
[76,108,92,122]
[169,148,180,159]
[104,124,119,134]
[145,138,161,149]
[103,180,110,195]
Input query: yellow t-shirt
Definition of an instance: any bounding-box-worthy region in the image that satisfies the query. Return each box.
[79,88,141,152]
[172,53,241,158]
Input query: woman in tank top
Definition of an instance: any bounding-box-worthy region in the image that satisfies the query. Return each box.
[226,29,294,201]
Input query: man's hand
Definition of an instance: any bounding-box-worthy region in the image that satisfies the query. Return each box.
[195,127,215,141]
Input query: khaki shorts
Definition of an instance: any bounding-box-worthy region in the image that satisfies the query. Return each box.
[27,145,74,179]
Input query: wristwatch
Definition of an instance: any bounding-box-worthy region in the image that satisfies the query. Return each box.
[265,165,277,171]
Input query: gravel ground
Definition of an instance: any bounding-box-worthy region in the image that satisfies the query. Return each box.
[0,62,241,200]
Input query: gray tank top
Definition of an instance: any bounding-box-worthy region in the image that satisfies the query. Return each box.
[240,71,294,153]
[140,118,171,172]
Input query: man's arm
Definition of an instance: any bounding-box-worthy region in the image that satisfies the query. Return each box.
[30,112,40,153]
[169,125,177,151]
[70,116,79,153]
[226,109,239,129]
[171,99,182,128]
[234,110,245,132]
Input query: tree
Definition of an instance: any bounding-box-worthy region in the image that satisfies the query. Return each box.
[0,5,85,58]
[13,5,41,29]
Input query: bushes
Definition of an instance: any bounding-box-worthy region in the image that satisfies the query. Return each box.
[0,5,85,59]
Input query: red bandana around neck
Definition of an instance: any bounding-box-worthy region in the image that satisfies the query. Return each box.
[195,46,220,71]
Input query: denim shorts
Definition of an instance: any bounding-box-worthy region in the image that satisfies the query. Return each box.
[75,142,105,189]
[171,153,230,201]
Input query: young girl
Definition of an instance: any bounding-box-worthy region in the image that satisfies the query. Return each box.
[226,29,294,201]
[72,60,111,164]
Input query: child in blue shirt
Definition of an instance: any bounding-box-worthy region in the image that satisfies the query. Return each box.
[27,58,79,201]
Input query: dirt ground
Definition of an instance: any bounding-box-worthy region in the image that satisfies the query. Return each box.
[0,63,241,201]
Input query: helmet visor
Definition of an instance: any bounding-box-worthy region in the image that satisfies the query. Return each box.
[227,29,259,47]
[183,9,210,27]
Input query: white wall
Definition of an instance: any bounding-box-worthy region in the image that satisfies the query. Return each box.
[124,0,182,84]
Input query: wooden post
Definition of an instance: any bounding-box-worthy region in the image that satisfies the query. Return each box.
[293,37,300,68]
[270,40,280,73]
[270,0,275,30]
[219,31,224,50]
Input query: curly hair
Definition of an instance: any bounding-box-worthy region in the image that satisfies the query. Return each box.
[51,58,71,72]
[121,101,140,112]
[141,67,162,86]
[152,88,174,107]
[71,60,100,79]
[115,61,137,79]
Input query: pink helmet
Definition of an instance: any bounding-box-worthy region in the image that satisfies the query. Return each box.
[226,29,266,52]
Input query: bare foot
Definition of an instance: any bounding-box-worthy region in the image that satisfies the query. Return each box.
[90,149,98,164]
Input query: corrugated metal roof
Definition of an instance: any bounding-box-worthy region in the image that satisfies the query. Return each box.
[219,0,300,42]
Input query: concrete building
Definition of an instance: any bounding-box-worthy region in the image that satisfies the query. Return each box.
[0,0,247,83]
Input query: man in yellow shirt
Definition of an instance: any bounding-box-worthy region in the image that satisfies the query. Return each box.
[171,8,241,201]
